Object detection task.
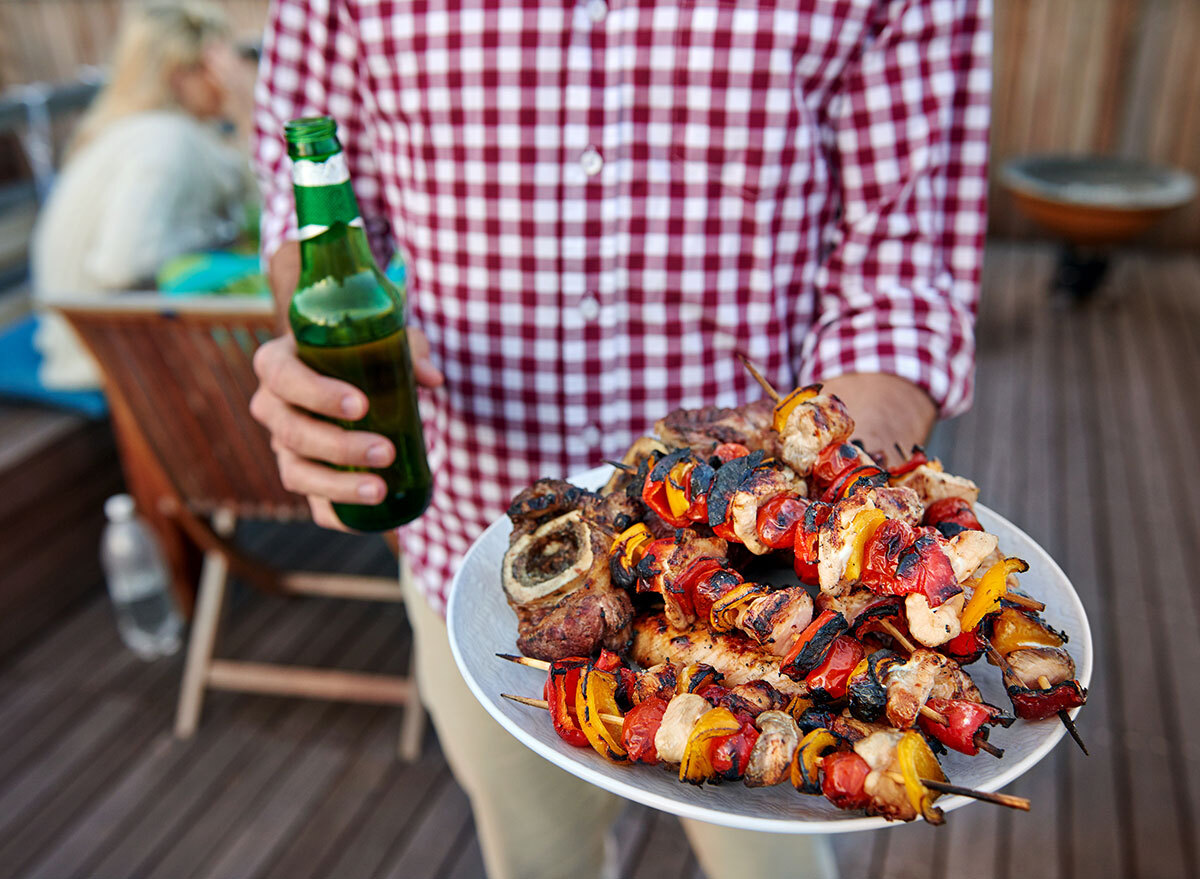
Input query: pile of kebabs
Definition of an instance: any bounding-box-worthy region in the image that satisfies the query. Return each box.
[496,369,1088,824]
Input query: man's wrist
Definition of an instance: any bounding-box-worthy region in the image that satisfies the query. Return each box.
[818,372,937,464]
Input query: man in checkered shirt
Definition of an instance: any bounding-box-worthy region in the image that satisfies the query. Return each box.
[250,0,990,875]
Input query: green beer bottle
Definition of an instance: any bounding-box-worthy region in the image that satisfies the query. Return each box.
[285,116,432,531]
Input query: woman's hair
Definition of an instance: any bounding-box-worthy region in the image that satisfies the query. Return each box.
[69,1,231,155]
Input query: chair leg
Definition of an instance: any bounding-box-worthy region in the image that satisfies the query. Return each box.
[175,509,236,739]
[174,547,229,738]
[397,684,426,762]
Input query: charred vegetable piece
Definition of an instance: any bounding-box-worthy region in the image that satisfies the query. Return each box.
[680,707,742,784]
[942,627,987,665]
[796,705,840,735]
[848,649,902,722]
[1008,680,1088,721]
[923,496,982,536]
[677,663,723,694]
[820,750,873,811]
[746,711,802,788]
[916,698,1003,756]
[793,502,832,585]
[707,449,765,528]
[961,557,1029,631]
[622,695,669,764]
[888,446,929,479]
[988,607,1065,654]
[813,442,870,492]
[843,509,889,584]
[576,668,627,761]
[710,581,770,632]
[756,495,809,550]
[708,718,761,781]
[610,522,655,588]
[893,534,961,606]
[806,635,867,702]
[544,657,590,747]
[897,730,946,824]
[781,610,849,680]
[791,727,839,795]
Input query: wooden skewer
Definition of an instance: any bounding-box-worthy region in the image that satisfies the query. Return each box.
[878,619,917,655]
[502,693,623,728]
[506,693,1031,813]
[975,735,1005,759]
[1003,592,1046,613]
[915,778,1031,811]
[497,653,551,670]
[605,459,636,473]
[1037,675,1089,756]
[737,355,781,404]
[498,650,954,730]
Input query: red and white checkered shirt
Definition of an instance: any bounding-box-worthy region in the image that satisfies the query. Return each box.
[253,0,991,615]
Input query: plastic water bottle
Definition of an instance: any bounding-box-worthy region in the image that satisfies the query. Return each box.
[100,494,183,659]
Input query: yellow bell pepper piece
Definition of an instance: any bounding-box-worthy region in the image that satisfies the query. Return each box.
[790,727,838,794]
[576,669,627,761]
[772,386,820,434]
[896,730,946,824]
[842,508,888,583]
[960,556,1029,632]
[989,607,1064,653]
[679,707,741,783]
[665,461,695,519]
[611,523,653,566]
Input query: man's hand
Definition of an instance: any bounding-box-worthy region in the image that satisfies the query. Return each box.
[250,329,443,531]
[819,373,937,466]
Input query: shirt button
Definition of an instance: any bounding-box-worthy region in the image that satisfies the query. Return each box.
[580,146,603,177]
[580,295,600,321]
[581,425,601,447]
[586,0,608,22]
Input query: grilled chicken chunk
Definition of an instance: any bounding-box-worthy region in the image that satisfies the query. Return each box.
[854,730,923,822]
[729,464,806,554]
[654,693,711,764]
[632,662,679,704]
[884,649,946,728]
[736,588,814,657]
[632,611,807,696]
[778,392,855,475]
[642,531,732,630]
[895,463,980,507]
[945,531,998,583]
[905,593,964,648]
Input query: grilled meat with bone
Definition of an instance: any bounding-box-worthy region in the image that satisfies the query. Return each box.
[654,398,781,458]
[503,480,639,660]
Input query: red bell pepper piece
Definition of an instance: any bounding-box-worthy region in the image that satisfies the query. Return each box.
[712,443,750,463]
[887,446,928,479]
[544,658,590,748]
[756,495,809,550]
[793,502,832,586]
[923,497,982,533]
[781,609,849,680]
[917,697,1002,755]
[1009,680,1088,721]
[812,441,867,492]
[708,719,760,780]
[805,635,866,702]
[621,695,669,764]
[942,627,986,665]
[820,750,873,811]
[641,472,692,528]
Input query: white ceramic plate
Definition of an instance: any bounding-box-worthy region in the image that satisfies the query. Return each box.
[447,466,1093,833]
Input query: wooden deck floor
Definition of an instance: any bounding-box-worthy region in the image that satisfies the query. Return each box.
[2,242,1198,879]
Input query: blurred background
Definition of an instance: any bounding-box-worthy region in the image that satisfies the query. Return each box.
[0,2,1197,879]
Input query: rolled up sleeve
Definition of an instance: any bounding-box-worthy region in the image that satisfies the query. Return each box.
[252,0,394,267]
[798,0,991,417]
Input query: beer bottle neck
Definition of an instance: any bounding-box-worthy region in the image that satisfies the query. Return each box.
[291,151,376,275]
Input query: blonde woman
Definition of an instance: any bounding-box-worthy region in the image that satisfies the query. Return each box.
[31,1,253,390]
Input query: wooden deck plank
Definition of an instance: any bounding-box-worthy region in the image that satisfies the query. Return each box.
[1083,259,1193,879]
[376,776,474,879]
[626,811,694,879]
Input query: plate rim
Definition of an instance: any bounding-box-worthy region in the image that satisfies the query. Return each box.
[447,465,1093,834]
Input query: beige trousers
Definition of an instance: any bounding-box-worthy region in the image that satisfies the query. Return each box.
[404,574,838,879]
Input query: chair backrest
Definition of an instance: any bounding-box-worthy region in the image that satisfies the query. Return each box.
[55,295,308,520]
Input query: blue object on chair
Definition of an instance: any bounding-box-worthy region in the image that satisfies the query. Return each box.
[0,315,108,417]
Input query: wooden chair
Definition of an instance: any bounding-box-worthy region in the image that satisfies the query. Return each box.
[54,295,425,759]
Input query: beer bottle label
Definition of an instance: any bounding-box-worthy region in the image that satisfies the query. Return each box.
[292,153,364,240]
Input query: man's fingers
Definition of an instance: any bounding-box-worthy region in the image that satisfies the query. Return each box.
[275,448,387,505]
[408,327,444,388]
[307,496,352,533]
[253,335,368,419]
[251,390,394,468]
